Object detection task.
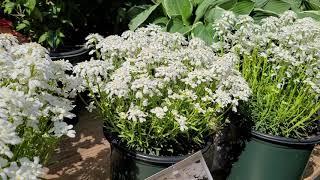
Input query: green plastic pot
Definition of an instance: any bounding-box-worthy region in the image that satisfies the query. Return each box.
[228,131,320,180]
[104,130,214,180]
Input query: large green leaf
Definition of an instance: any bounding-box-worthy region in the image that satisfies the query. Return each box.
[3,2,15,14]
[298,10,320,20]
[127,5,152,19]
[254,0,269,8]
[262,0,291,14]
[191,22,214,44]
[282,0,302,10]
[302,0,320,10]
[251,8,279,21]
[219,0,238,9]
[204,6,226,23]
[166,17,192,34]
[25,0,36,12]
[163,0,193,25]
[153,17,169,26]
[193,0,205,6]
[230,0,255,15]
[195,0,226,22]
[129,3,160,30]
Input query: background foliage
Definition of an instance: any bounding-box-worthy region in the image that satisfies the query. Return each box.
[129,0,320,44]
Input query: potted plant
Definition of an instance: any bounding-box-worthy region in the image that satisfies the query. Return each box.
[211,11,320,180]
[74,25,251,179]
[0,34,80,179]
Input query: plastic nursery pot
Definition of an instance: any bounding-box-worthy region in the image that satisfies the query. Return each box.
[104,130,214,180]
[228,130,320,180]
[49,45,89,65]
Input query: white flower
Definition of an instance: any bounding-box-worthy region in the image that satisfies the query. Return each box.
[150,106,168,119]
[86,101,96,113]
[3,157,44,180]
[127,104,148,123]
[49,121,76,138]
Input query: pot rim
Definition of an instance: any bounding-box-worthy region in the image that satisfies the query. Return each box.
[252,130,320,146]
[104,129,212,164]
[49,45,89,60]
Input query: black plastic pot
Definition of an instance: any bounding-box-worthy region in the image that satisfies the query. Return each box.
[49,45,89,65]
[228,131,320,180]
[104,131,214,180]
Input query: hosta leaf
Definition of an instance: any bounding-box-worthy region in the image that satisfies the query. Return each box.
[253,0,269,8]
[153,17,169,26]
[262,0,291,14]
[219,0,238,10]
[192,22,214,44]
[163,0,193,25]
[298,10,320,20]
[205,6,226,23]
[129,3,159,30]
[282,0,302,10]
[251,8,279,21]
[230,0,255,15]
[166,17,192,34]
[195,0,226,22]
[127,5,152,18]
[302,0,320,10]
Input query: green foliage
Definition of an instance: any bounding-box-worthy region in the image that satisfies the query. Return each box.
[129,0,320,44]
[1,0,77,49]
[240,52,320,138]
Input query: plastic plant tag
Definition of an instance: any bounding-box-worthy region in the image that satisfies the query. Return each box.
[145,151,213,180]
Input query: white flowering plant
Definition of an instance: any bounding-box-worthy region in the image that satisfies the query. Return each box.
[75,26,251,155]
[212,11,320,138]
[0,34,80,179]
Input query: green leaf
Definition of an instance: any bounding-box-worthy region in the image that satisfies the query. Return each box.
[302,0,320,10]
[297,10,320,20]
[193,0,205,5]
[191,23,214,44]
[262,0,291,14]
[127,5,152,18]
[251,8,279,21]
[163,0,193,25]
[25,0,36,11]
[153,17,169,26]
[129,3,160,30]
[204,6,226,23]
[16,23,27,31]
[230,0,255,15]
[219,0,238,9]
[195,0,226,22]
[282,0,302,10]
[38,32,48,43]
[253,0,269,8]
[3,2,15,14]
[166,17,192,34]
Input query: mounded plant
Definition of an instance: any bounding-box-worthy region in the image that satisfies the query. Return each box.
[0,34,80,179]
[212,11,320,138]
[74,26,251,155]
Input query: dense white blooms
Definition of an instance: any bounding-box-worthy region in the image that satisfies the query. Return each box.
[76,25,250,153]
[213,11,320,94]
[0,34,79,179]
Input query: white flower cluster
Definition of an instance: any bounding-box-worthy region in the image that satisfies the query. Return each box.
[0,34,79,179]
[76,25,250,136]
[212,11,320,94]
